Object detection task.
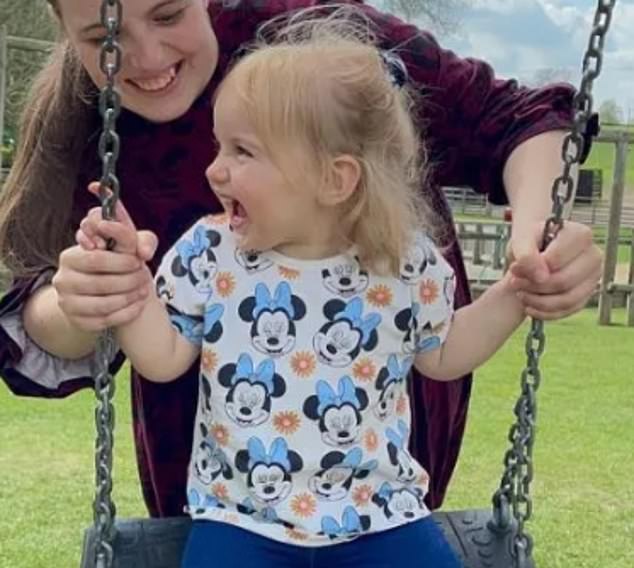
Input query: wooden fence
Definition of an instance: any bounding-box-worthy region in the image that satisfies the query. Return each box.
[444,188,634,229]
[0,28,54,170]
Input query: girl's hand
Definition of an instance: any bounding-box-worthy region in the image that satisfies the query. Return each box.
[76,182,157,261]
[52,185,159,332]
[76,203,139,255]
[508,220,602,320]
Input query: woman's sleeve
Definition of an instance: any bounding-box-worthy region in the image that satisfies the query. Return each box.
[0,272,125,398]
[360,2,593,204]
[229,0,591,201]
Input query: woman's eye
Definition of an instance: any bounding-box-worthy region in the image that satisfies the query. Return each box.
[155,9,185,25]
[87,37,107,46]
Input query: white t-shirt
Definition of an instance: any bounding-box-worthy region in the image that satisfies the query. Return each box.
[155,214,455,546]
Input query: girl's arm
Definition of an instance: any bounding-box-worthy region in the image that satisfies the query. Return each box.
[74,192,200,382]
[414,275,525,381]
[115,294,199,383]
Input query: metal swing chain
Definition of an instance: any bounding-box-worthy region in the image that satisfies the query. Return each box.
[92,1,123,568]
[84,0,615,567]
[491,1,616,567]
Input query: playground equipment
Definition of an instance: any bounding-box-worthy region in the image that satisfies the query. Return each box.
[77,1,618,567]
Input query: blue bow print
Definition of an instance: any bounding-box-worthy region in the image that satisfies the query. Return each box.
[341,447,363,469]
[253,282,294,319]
[176,226,211,266]
[259,507,279,524]
[385,419,409,450]
[386,354,413,383]
[316,376,359,416]
[234,353,275,391]
[321,506,363,537]
[335,298,381,344]
[169,314,203,343]
[203,304,224,336]
[417,335,441,353]
[247,437,290,471]
[376,482,394,502]
[187,488,223,510]
[339,447,378,473]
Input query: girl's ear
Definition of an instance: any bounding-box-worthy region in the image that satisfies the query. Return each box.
[319,155,361,207]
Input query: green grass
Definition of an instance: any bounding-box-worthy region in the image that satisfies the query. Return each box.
[1,309,633,567]
[444,308,634,567]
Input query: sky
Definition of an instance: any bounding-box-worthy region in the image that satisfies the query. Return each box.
[372,0,634,121]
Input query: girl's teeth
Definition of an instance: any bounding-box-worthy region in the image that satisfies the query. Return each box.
[132,66,176,91]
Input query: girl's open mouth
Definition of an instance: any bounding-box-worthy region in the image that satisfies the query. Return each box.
[230,199,248,231]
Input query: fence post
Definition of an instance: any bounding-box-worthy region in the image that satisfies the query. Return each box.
[492,224,504,270]
[0,26,7,171]
[627,229,634,327]
[598,136,627,325]
[473,223,483,265]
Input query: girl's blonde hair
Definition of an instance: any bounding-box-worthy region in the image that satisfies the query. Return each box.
[217,6,433,275]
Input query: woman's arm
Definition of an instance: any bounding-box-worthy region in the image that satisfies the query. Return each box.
[415,276,525,381]
[22,284,99,359]
[21,244,152,359]
[0,271,125,398]
[503,131,602,319]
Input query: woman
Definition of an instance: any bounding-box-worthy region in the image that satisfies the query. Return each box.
[0,0,602,519]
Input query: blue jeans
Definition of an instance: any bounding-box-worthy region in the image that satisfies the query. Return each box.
[181,517,463,568]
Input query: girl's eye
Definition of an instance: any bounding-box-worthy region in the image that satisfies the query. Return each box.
[236,145,253,158]
[155,9,186,25]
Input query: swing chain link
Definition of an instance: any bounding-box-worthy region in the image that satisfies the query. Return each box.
[491,1,616,567]
[93,1,123,568]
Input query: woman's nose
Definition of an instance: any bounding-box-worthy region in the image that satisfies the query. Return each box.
[125,28,168,72]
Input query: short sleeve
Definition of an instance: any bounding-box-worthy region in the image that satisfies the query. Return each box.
[155,220,223,346]
[404,233,456,354]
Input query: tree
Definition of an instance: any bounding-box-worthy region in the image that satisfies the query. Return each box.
[598,99,624,125]
[377,0,472,33]
[0,0,57,41]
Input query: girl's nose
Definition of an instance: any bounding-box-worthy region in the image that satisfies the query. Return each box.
[206,160,229,185]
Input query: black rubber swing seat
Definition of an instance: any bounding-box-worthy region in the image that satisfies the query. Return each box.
[80,509,532,568]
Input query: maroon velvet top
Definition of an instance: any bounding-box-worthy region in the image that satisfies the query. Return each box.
[0,0,579,516]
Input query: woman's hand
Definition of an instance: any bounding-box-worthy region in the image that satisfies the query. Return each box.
[507,220,603,320]
[52,245,153,332]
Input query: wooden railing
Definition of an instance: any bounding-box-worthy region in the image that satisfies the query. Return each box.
[444,187,634,229]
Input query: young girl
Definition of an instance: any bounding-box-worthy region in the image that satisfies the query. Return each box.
[76,15,526,568]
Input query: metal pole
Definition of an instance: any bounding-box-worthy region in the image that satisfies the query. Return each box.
[627,229,634,327]
[0,26,8,172]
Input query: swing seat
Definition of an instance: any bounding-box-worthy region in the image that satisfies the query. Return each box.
[80,509,533,568]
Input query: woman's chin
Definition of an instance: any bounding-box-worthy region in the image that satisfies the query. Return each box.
[124,97,194,123]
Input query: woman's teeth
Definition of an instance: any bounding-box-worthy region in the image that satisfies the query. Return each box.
[131,65,177,92]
